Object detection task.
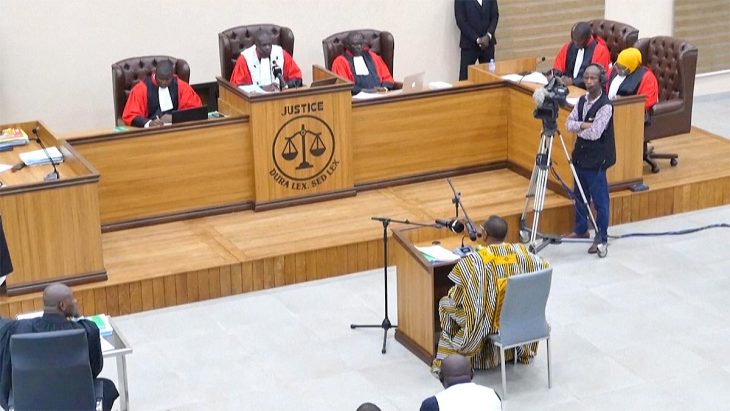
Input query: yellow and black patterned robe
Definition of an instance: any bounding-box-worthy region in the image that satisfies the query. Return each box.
[433,242,549,372]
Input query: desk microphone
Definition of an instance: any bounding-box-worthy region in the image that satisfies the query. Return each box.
[31,127,60,181]
[272,63,287,90]
[435,218,465,234]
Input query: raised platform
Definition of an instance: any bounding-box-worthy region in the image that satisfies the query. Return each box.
[1,128,728,317]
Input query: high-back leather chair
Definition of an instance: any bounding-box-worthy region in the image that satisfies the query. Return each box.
[112,56,190,126]
[589,19,639,63]
[635,36,698,171]
[9,329,104,410]
[322,29,395,74]
[218,24,295,81]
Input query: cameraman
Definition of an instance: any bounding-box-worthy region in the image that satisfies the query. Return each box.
[565,64,615,254]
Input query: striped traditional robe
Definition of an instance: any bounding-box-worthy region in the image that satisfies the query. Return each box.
[432,242,550,372]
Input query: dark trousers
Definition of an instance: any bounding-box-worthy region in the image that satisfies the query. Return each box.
[99,378,119,411]
[459,46,495,80]
[573,167,610,243]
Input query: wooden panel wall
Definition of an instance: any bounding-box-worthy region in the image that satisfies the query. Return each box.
[674,0,730,73]
[497,0,605,70]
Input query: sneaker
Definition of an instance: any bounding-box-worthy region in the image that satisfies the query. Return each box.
[564,231,590,239]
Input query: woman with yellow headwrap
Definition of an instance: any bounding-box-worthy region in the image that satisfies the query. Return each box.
[607,47,659,111]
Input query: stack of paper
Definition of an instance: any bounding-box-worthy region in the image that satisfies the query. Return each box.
[86,314,113,336]
[19,147,64,166]
[0,128,29,149]
[416,245,462,262]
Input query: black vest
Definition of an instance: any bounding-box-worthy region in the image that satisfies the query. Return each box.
[131,76,179,127]
[572,93,616,170]
[345,52,382,93]
[609,66,646,97]
[565,38,598,88]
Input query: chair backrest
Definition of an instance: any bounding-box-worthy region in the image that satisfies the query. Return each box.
[218,24,295,80]
[10,329,96,410]
[497,268,552,347]
[589,19,639,63]
[635,36,698,103]
[322,29,395,74]
[112,55,191,126]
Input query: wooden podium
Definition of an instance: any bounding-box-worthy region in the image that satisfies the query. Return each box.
[0,121,105,295]
[218,68,355,209]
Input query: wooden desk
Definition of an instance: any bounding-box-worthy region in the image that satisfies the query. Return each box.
[0,121,105,295]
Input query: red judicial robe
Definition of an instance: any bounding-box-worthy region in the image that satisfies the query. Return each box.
[230,48,303,86]
[331,49,395,94]
[122,75,202,127]
[553,36,611,86]
[607,66,659,111]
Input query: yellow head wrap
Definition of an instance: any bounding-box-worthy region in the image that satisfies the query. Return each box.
[616,48,642,73]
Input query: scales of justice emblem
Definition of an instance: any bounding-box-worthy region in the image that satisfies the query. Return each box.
[272,115,336,182]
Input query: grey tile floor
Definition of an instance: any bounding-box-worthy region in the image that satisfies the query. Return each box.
[97,96,730,410]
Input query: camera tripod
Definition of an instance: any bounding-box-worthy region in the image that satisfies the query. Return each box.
[518,127,608,258]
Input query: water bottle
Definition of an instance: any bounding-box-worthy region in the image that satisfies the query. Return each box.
[488,59,496,73]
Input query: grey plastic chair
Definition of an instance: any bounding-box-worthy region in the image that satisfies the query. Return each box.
[487,267,553,399]
[10,329,103,411]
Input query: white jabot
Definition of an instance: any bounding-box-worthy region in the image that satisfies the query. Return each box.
[158,87,173,112]
[353,56,370,76]
[573,48,585,78]
[608,75,626,99]
[259,58,273,86]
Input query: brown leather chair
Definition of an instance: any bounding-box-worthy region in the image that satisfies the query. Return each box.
[635,36,698,171]
[589,19,639,63]
[218,24,295,81]
[322,29,395,75]
[112,56,190,126]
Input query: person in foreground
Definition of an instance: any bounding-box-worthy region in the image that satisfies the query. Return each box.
[455,0,500,80]
[230,30,303,89]
[421,354,502,411]
[565,64,616,254]
[122,60,202,128]
[331,31,395,95]
[553,22,610,88]
[0,283,119,411]
[433,215,549,373]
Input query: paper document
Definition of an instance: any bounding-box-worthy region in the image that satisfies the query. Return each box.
[86,314,114,336]
[502,72,548,85]
[566,97,580,106]
[100,337,115,352]
[416,245,462,262]
[19,147,64,166]
[428,81,453,90]
[352,91,389,100]
[238,84,272,94]
[0,164,13,173]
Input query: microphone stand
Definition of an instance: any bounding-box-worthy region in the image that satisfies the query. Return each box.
[31,128,60,181]
[351,216,438,354]
[446,178,479,242]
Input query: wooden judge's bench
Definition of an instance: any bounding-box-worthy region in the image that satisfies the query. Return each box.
[1,58,644,296]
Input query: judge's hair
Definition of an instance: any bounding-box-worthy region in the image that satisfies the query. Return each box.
[155,60,174,76]
[572,22,592,39]
[482,215,508,241]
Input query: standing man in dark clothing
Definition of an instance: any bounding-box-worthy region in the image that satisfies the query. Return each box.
[0,283,119,411]
[455,0,499,80]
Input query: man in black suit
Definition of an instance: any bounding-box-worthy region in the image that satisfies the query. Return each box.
[455,0,500,80]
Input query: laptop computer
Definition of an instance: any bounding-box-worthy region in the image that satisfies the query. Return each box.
[171,106,208,124]
[401,72,425,94]
[310,77,338,88]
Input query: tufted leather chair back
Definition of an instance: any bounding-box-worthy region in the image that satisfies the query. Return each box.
[218,24,295,80]
[635,36,698,139]
[322,29,395,74]
[112,56,190,126]
[589,19,639,63]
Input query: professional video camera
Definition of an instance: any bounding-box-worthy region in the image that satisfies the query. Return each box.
[532,75,570,132]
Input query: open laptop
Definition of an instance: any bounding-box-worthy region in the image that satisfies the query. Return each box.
[171,105,208,124]
[400,72,425,94]
[310,77,338,88]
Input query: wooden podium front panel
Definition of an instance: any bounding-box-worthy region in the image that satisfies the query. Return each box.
[249,90,353,204]
[352,86,509,185]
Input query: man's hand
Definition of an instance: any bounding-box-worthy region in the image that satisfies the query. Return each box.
[149,118,165,127]
[478,34,491,49]
[261,84,278,92]
[579,121,593,130]
[561,75,573,86]
[160,114,172,124]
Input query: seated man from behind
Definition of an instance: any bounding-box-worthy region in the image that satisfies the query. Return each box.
[607,47,658,112]
[433,215,549,373]
[421,354,502,411]
[553,21,610,88]
[122,60,202,128]
[230,30,303,90]
[0,283,119,411]
[331,31,395,95]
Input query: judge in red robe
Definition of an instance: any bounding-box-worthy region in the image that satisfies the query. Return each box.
[331,32,395,95]
[122,60,202,128]
[553,22,610,89]
[607,47,659,111]
[230,31,302,89]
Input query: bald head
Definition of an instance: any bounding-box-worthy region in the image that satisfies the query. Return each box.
[439,354,473,388]
[482,215,508,243]
[356,402,381,411]
[571,22,592,48]
[254,31,274,59]
[345,32,366,56]
[43,283,79,318]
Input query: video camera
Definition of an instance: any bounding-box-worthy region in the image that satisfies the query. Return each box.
[532,75,570,133]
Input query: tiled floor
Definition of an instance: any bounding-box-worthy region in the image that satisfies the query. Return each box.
[97,96,730,410]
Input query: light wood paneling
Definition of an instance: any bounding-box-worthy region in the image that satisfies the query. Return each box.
[674,0,730,73]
